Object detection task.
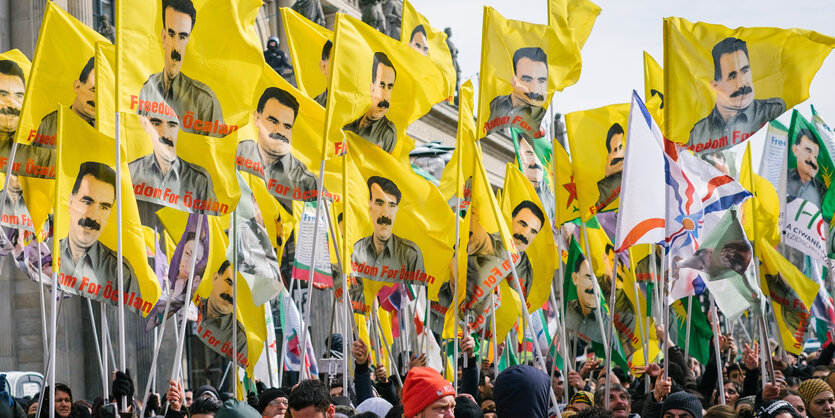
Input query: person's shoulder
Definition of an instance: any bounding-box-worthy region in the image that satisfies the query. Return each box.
[353,235,373,249]
[688,112,716,143]
[381,115,396,131]
[753,97,787,116]
[393,234,421,254]
[179,158,212,179]
[180,73,219,99]
[141,71,163,87]
[489,94,510,108]
[40,110,58,124]
[128,153,153,169]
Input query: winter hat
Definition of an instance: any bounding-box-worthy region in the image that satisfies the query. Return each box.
[799,379,833,409]
[493,365,551,418]
[215,400,260,418]
[257,388,288,413]
[661,391,703,418]
[756,400,803,418]
[401,367,456,418]
[454,395,483,418]
[356,397,392,417]
[570,391,594,406]
[195,385,220,401]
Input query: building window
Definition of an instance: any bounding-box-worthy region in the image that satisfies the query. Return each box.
[93,0,114,25]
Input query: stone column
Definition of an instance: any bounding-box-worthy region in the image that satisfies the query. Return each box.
[66,0,93,28]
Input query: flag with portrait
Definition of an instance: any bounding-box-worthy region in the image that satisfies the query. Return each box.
[643,51,664,132]
[400,0,456,100]
[53,106,161,315]
[280,7,332,103]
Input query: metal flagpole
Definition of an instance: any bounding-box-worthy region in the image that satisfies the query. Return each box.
[231,210,238,399]
[662,252,670,380]
[101,304,109,400]
[453,195,462,391]
[171,215,204,381]
[629,268,650,395]
[38,251,48,370]
[114,111,128,412]
[374,306,403,388]
[35,290,66,418]
[0,141,19,219]
[104,313,118,371]
[85,299,106,395]
[48,268,57,418]
[323,199,352,389]
[490,292,498,371]
[709,293,726,405]
[604,255,618,409]
[580,224,610,352]
[139,278,174,418]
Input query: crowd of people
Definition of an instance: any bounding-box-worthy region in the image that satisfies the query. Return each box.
[4,325,835,418]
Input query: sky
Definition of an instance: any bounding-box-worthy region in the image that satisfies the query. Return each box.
[414,0,835,164]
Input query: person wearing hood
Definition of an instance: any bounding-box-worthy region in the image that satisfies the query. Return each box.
[216,400,260,418]
[799,379,835,418]
[756,400,803,418]
[493,364,551,418]
[264,37,292,78]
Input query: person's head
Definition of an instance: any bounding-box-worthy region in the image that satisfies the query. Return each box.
[703,404,735,418]
[160,0,197,79]
[452,395,481,418]
[367,176,401,244]
[255,87,299,159]
[494,365,551,418]
[727,363,745,385]
[724,381,741,407]
[793,129,821,184]
[68,162,116,252]
[444,27,452,37]
[72,57,96,120]
[782,389,806,418]
[572,254,597,313]
[738,396,756,416]
[178,231,205,280]
[207,260,234,318]
[661,391,703,418]
[570,391,594,411]
[288,380,334,418]
[0,59,25,135]
[258,388,289,418]
[190,396,222,418]
[552,370,565,399]
[401,367,455,418]
[185,390,194,407]
[215,400,260,418]
[355,397,392,418]
[267,37,279,50]
[594,384,631,418]
[518,138,544,185]
[44,384,73,418]
[511,47,548,106]
[799,379,835,418]
[367,52,396,121]
[409,25,429,56]
[757,400,804,418]
[814,366,830,380]
[328,382,343,398]
[319,40,333,84]
[710,37,754,114]
[480,397,496,418]
[478,372,494,399]
[574,406,614,418]
[510,200,544,253]
[604,123,625,177]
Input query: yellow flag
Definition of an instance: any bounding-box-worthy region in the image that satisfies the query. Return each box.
[501,163,556,312]
[476,6,581,140]
[664,17,835,153]
[740,143,780,246]
[14,2,107,154]
[124,112,241,216]
[325,14,446,161]
[117,0,264,137]
[0,49,32,79]
[281,7,333,103]
[95,42,116,136]
[547,0,601,50]
[494,279,523,342]
[552,140,581,225]
[193,215,266,372]
[565,103,630,220]
[53,106,161,315]
[758,239,819,355]
[439,80,476,205]
[643,51,664,131]
[400,0,456,100]
[345,132,455,297]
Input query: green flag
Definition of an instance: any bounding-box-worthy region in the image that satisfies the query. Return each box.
[670,297,713,364]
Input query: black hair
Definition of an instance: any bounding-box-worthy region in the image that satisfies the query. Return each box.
[0,59,25,86]
[797,128,821,147]
[288,379,331,414]
[71,161,116,196]
[573,252,587,274]
[256,87,299,121]
[371,52,396,83]
[79,56,95,84]
[217,259,231,275]
[321,40,333,61]
[605,123,624,153]
[189,397,222,416]
[512,47,548,75]
[712,37,749,81]
[367,176,401,204]
[410,25,427,43]
[511,200,545,228]
[162,0,197,30]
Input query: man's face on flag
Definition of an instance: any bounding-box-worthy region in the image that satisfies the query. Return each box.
[572,259,597,313]
[208,264,234,317]
[368,63,395,121]
[256,97,294,158]
[604,131,625,177]
[711,49,754,113]
[511,57,547,107]
[68,174,115,250]
[319,50,332,85]
[409,30,429,56]
[161,6,193,80]
[148,113,180,167]
[369,182,399,243]
[793,134,820,182]
[0,71,24,135]
[72,68,96,120]
[511,207,541,253]
[178,237,204,280]
[519,139,543,185]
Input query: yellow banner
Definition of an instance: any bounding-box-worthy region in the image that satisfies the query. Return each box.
[95,42,116,136]
[643,51,664,131]
[476,6,580,140]
[565,103,630,221]
[280,7,332,104]
[552,140,581,225]
[401,0,456,100]
[740,144,780,246]
[117,0,264,137]
[664,17,835,152]
[547,0,601,50]
[53,106,161,316]
[325,13,448,160]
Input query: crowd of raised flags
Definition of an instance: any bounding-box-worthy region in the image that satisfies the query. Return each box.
[2,0,835,417]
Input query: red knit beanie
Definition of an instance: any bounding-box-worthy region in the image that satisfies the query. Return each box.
[401,367,456,418]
